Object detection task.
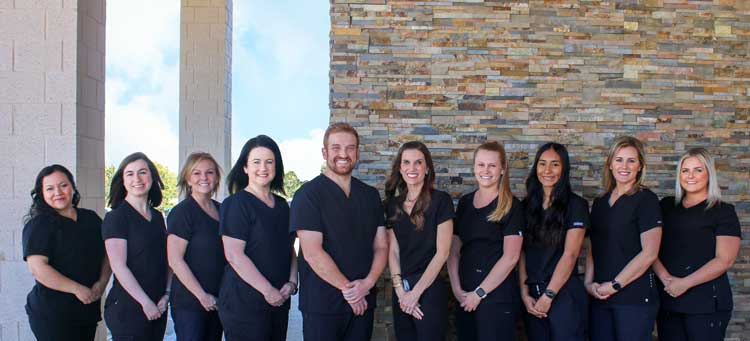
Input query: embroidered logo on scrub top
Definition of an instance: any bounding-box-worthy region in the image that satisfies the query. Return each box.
[517,231,523,236]
[573,222,584,227]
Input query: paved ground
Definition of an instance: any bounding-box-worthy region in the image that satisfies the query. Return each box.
[162,295,303,340]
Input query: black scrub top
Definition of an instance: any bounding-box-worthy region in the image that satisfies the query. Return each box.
[290,175,385,314]
[454,193,524,303]
[658,197,741,314]
[102,202,168,310]
[589,188,662,305]
[523,194,589,285]
[386,189,454,280]
[167,196,226,311]
[22,208,104,325]
[219,191,292,314]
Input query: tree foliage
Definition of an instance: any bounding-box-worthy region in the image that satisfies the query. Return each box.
[283,171,306,199]
[104,162,178,210]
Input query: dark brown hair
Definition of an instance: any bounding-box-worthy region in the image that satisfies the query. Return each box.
[384,141,436,230]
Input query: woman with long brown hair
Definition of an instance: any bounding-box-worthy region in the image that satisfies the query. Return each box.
[447,141,524,340]
[385,141,454,341]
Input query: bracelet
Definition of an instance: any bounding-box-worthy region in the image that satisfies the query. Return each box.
[392,273,401,279]
[393,281,402,288]
[287,282,298,295]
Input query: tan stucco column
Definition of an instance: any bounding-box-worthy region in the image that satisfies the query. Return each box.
[179,0,232,195]
[0,0,106,339]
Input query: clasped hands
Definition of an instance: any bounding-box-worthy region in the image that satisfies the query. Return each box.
[342,278,374,316]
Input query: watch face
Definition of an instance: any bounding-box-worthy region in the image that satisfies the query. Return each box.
[475,288,486,298]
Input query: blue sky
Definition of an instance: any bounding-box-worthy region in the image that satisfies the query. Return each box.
[105,0,329,180]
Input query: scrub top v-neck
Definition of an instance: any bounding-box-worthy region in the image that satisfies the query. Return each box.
[167,196,225,311]
[22,208,105,325]
[386,189,454,279]
[523,193,590,285]
[290,174,385,314]
[102,202,168,308]
[219,191,292,314]
[454,192,524,303]
[589,188,661,305]
[658,196,741,314]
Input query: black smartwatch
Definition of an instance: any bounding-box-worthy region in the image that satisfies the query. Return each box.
[543,288,557,299]
[474,287,487,299]
[611,280,622,291]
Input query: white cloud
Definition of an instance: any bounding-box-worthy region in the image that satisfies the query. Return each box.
[279,129,325,181]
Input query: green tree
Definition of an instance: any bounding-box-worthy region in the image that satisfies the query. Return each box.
[103,162,178,211]
[283,171,306,199]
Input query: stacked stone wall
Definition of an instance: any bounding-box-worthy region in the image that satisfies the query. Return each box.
[330,1,750,339]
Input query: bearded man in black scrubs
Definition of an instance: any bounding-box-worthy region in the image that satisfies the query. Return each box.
[290,122,389,341]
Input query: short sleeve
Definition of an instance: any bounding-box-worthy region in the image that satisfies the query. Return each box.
[167,203,193,241]
[503,198,525,237]
[220,195,252,241]
[290,186,323,233]
[453,196,467,235]
[567,196,590,230]
[22,216,55,260]
[435,191,455,225]
[715,204,741,237]
[372,189,385,228]
[102,209,129,240]
[636,190,663,233]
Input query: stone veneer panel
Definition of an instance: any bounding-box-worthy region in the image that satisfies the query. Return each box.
[0,0,106,340]
[179,0,232,195]
[331,1,750,340]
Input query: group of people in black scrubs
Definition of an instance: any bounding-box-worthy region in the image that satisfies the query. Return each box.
[21,122,741,341]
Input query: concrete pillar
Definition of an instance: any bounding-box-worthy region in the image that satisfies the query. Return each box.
[0,0,105,339]
[179,0,232,195]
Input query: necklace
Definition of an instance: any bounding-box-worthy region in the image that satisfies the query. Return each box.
[405,195,418,203]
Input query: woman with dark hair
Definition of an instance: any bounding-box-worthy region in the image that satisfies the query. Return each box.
[167,152,226,341]
[219,135,297,340]
[586,136,662,341]
[653,148,741,341]
[22,164,111,341]
[385,141,454,341]
[519,143,588,341]
[103,152,171,341]
[447,141,524,341]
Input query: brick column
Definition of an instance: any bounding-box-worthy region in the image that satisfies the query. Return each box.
[0,0,105,340]
[179,0,232,195]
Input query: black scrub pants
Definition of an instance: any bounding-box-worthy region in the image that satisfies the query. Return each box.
[104,300,167,341]
[523,278,587,341]
[392,278,449,341]
[171,308,223,341]
[302,309,374,341]
[456,301,518,341]
[28,314,97,341]
[589,302,658,341]
[657,310,731,341]
[220,307,288,341]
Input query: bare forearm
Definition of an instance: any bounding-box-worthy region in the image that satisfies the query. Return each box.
[170,259,208,298]
[110,263,153,306]
[478,254,518,293]
[447,248,462,291]
[683,258,733,289]
[30,263,84,294]
[96,256,112,286]
[413,251,449,294]
[228,253,276,294]
[652,259,671,282]
[615,250,658,287]
[518,254,530,296]
[365,246,388,286]
[545,252,578,293]
[288,250,299,283]
[305,250,349,290]
[584,242,595,284]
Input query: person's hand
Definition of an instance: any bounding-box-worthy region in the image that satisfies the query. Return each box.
[262,287,285,307]
[342,279,372,304]
[280,282,296,300]
[664,277,690,298]
[348,298,368,316]
[157,294,169,315]
[73,285,97,305]
[595,282,618,297]
[141,300,161,320]
[585,282,611,300]
[452,288,468,306]
[522,294,545,318]
[198,292,218,311]
[461,291,482,312]
[533,295,552,316]
[399,289,423,318]
[90,280,107,301]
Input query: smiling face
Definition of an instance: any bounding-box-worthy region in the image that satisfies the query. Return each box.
[474,149,502,190]
[244,147,276,189]
[42,171,74,212]
[188,159,219,196]
[123,159,153,198]
[536,148,562,191]
[322,132,358,176]
[609,146,642,186]
[680,156,709,196]
[400,148,427,187]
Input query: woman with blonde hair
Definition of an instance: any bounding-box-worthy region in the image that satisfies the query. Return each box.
[167,152,225,340]
[385,141,454,341]
[586,136,662,341]
[447,141,524,340]
[653,148,741,341]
